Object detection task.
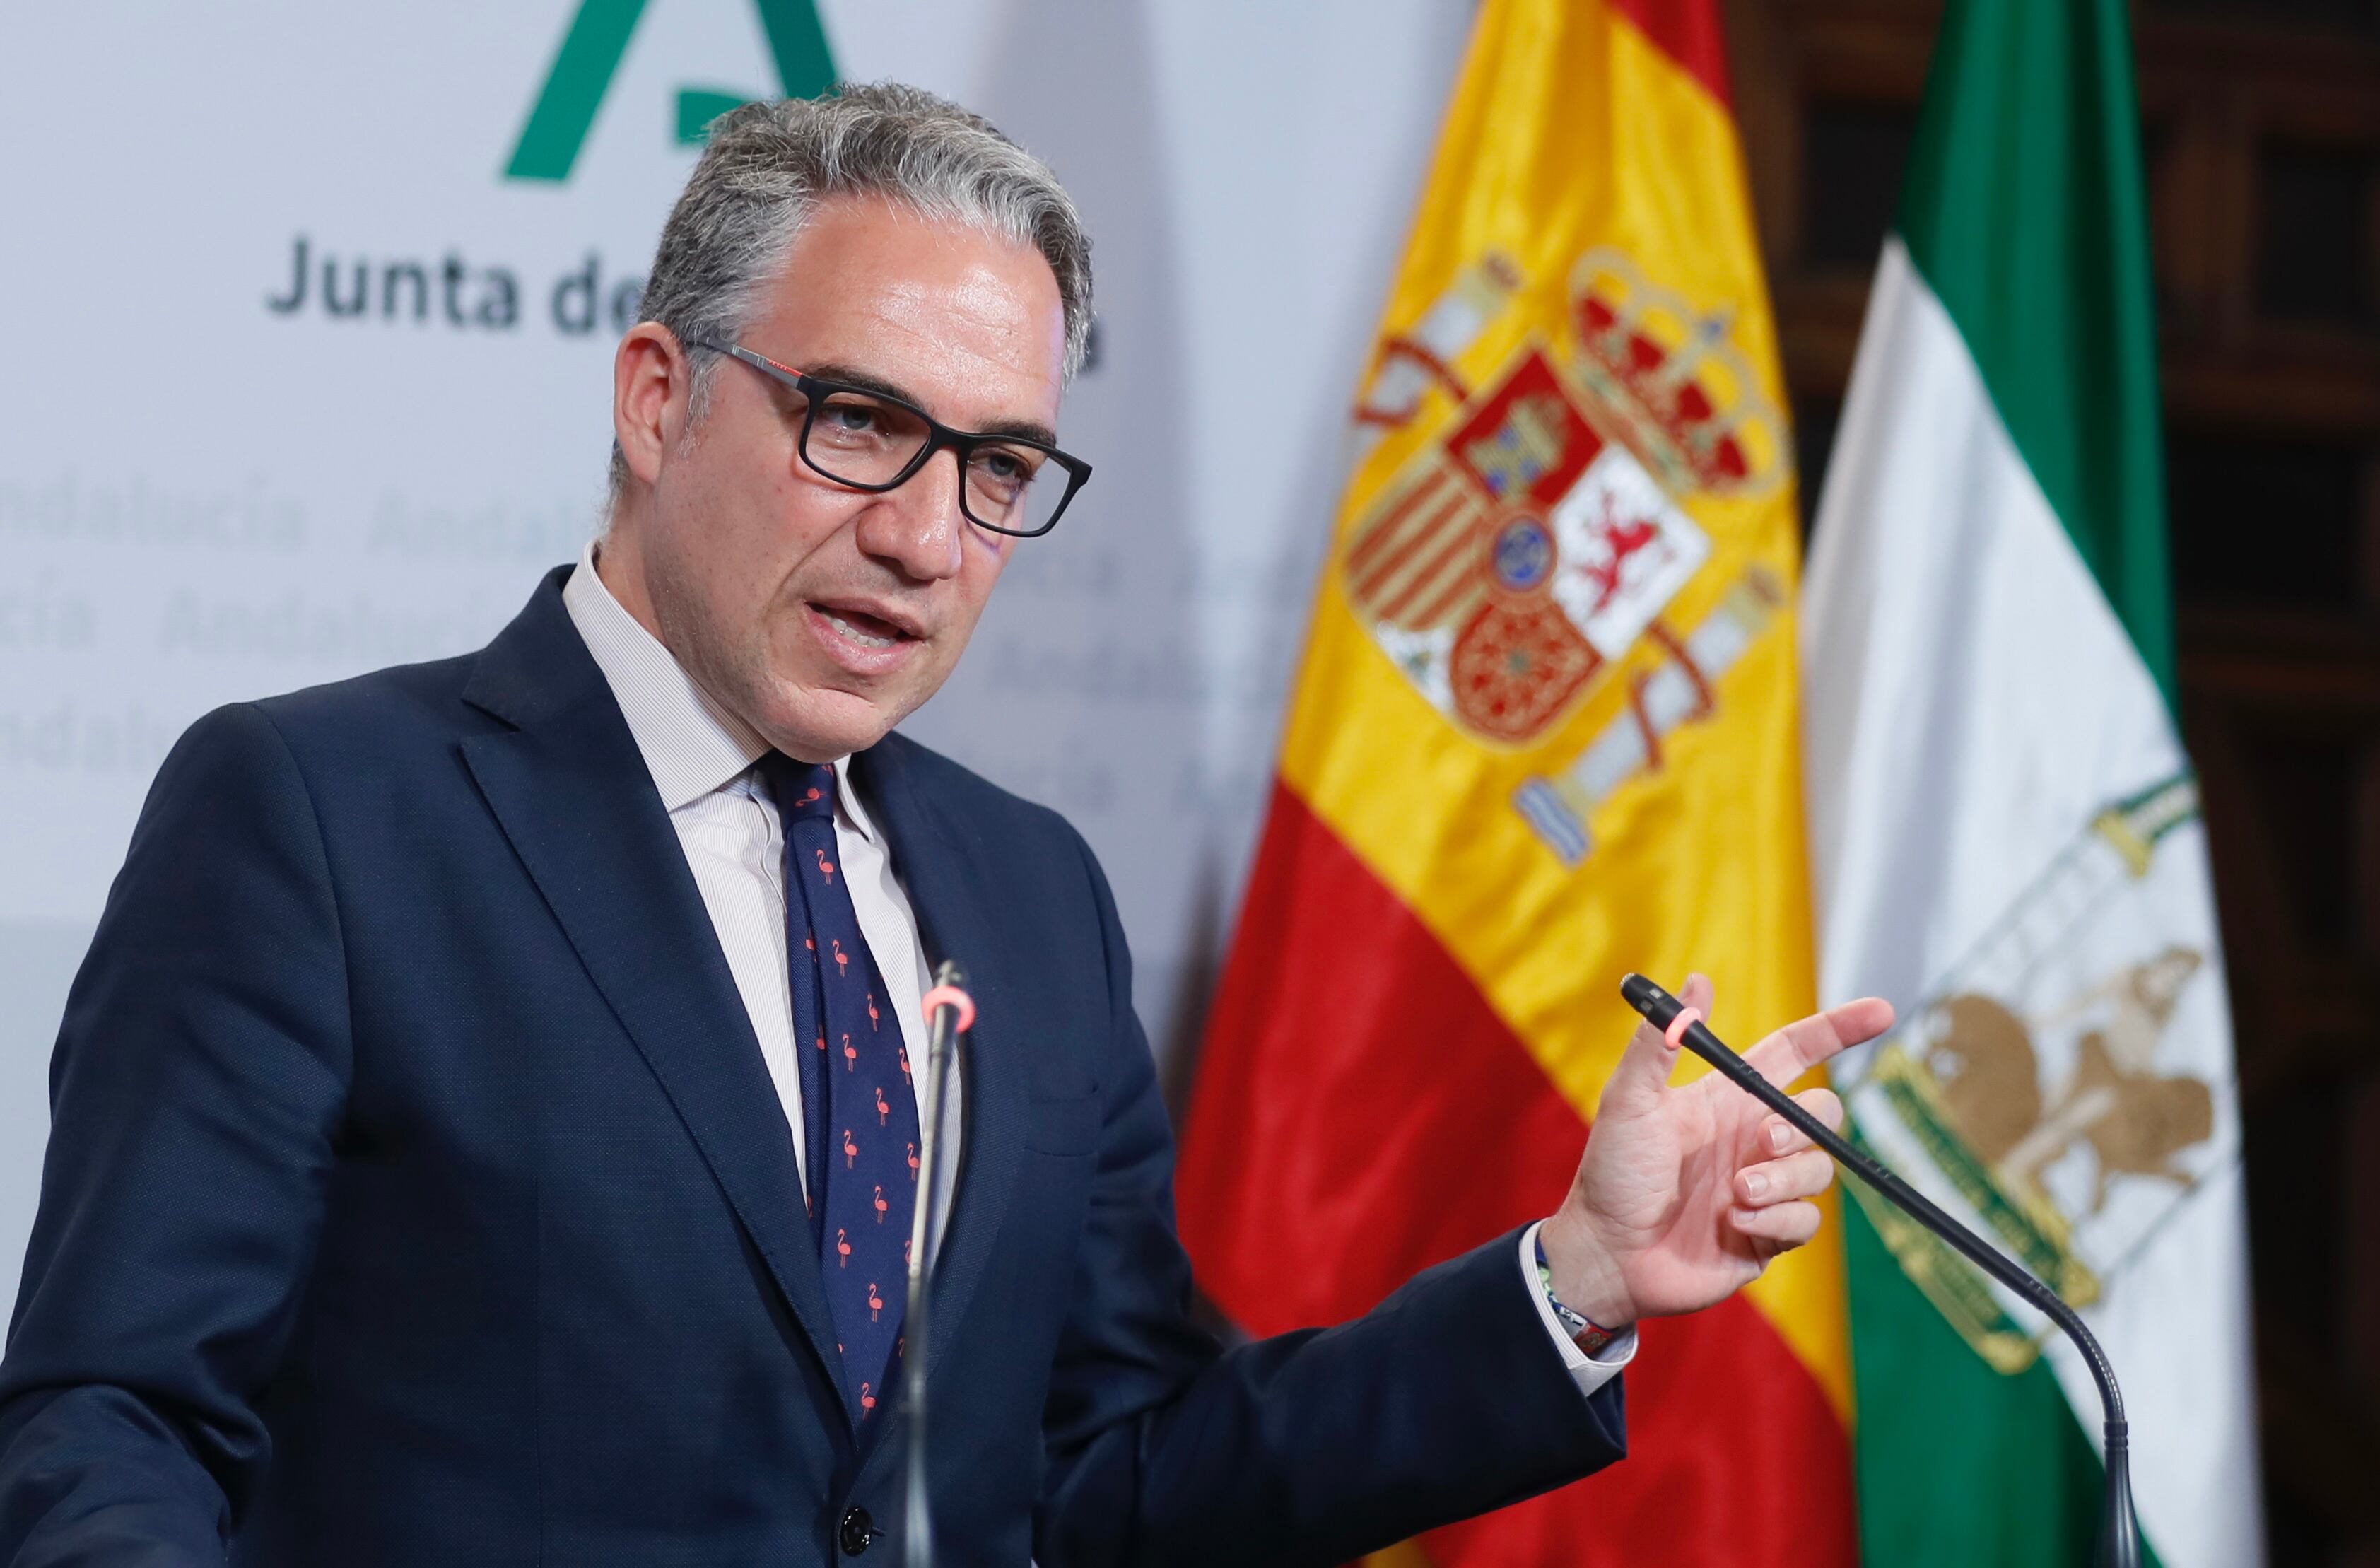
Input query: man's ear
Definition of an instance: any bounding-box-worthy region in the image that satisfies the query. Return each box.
[614,324,688,488]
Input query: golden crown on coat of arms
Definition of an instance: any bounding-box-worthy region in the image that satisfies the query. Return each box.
[1563,249,1783,502]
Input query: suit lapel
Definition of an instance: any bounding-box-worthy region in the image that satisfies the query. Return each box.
[458,575,850,1424]
[855,738,1030,1391]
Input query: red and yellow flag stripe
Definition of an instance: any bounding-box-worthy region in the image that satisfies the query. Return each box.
[1178,0,1854,1562]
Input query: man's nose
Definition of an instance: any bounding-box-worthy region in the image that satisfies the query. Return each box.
[853,447,967,583]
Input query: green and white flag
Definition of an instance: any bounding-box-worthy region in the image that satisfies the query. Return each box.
[1800,0,2262,1565]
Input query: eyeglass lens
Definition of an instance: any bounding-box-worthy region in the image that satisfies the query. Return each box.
[804,389,1069,535]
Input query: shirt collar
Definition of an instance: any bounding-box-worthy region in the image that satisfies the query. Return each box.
[560,541,883,844]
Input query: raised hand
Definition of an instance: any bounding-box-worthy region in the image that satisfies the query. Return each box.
[1537,974,1894,1330]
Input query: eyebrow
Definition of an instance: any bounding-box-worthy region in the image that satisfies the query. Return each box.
[801,359,1060,448]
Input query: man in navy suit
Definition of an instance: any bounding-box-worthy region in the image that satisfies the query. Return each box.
[0,86,1884,1565]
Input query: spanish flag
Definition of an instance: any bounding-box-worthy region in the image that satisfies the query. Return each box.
[1176,1,1855,1563]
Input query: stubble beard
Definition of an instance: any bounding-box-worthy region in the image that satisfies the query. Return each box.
[644,531,811,757]
[643,530,926,763]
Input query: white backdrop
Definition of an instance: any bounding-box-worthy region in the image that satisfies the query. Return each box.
[0,1,1474,1309]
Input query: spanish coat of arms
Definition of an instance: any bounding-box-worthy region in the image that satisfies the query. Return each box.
[1345,247,1787,864]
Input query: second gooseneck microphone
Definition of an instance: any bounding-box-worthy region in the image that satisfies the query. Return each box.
[1617,973,2141,1568]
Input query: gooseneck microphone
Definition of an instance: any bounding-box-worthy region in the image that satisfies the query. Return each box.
[1617,974,2142,1568]
[903,959,974,1568]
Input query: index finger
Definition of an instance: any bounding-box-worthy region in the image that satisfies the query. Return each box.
[1741,997,1894,1089]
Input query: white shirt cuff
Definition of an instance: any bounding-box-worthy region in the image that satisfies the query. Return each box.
[1518,1221,1636,1399]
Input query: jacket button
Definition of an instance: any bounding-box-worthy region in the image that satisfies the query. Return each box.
[839,1506,875,1557]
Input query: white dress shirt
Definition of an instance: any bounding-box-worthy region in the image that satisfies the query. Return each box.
[562,546,958,1261]
[561,543,1628,1394]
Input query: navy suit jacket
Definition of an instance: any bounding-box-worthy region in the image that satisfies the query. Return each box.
[0,571,1624,1566]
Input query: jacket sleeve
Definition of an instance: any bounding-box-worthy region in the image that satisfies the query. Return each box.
[1033,833,1625,1568]
[0,703,353,1566]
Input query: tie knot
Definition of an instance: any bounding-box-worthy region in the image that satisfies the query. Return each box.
[760,753,838,824]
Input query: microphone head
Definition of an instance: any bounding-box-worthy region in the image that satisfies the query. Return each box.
[1619,972,1680,1026]
[932,958,970,992]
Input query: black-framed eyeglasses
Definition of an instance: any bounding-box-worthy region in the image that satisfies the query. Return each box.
[688,339,1092,539]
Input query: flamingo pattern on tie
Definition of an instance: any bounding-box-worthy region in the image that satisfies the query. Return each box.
[761,753,917,1429]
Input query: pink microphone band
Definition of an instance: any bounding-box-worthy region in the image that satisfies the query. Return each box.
[920,985,976,1034]
[1663,1007,1702,1051]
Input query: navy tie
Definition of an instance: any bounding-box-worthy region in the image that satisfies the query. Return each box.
[762,754,918,1427]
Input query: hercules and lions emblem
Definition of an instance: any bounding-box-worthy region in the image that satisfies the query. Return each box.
[1924,947,2214,1217]
[1841,773,2236,1374]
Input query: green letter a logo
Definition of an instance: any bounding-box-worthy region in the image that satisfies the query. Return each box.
[504,0,836,182]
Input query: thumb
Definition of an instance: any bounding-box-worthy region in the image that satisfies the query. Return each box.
[1600,971,1706,1118]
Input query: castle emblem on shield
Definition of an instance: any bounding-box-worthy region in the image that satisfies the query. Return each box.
[1343,248,1783,754]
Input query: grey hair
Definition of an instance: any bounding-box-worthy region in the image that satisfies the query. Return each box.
[609,81,1093,500]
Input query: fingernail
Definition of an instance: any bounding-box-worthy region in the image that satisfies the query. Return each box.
[1769,1122,1790,1153]
[1742,1170,1769,1199]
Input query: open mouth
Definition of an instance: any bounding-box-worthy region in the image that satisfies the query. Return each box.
[810,601,919,654]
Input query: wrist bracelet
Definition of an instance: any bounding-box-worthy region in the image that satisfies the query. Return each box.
[1535,1233,1620,1358]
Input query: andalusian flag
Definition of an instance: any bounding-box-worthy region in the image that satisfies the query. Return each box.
[1178,0,1856,1562]
[1800,0,2263,1564]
